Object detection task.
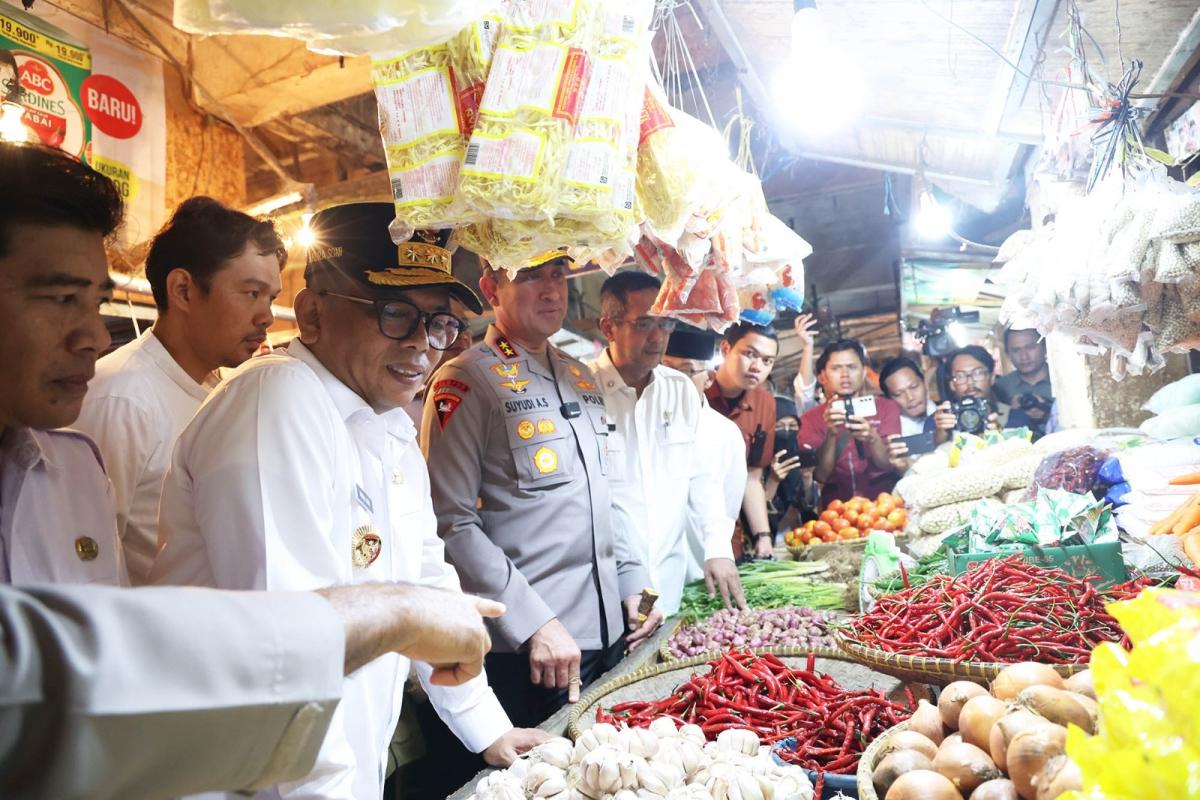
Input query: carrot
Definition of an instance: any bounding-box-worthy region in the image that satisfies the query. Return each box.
[1169,471,1200,486]
[1171,506,1200,537]
[1152,494,1200,535]
[1184,531,1200,566]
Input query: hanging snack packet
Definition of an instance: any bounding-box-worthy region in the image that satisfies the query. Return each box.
[371,14,502,235]
[457,0,601,222]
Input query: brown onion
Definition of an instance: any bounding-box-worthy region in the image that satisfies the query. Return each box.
[943,733,964,748]
[989,710,1051,772]
[940,681,989,730]
[1034,755,1082,800]
[873,749,934,798]
[1006,724,1067,799]
[885,769,963,800]
[908,699,947,744]
[970,778,1019,800]
[933,739,1001,795]
[1015,685,1098,734]
[879,730,940,762]
[991,663,1064,700]
[1063,670,1096,700]
[958,695,1007,751]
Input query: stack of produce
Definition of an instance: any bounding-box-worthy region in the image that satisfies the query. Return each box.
[784,492,907,547]
[868,661,1095,799]
[665,607,837,659]
[843,557,1152,664]
[1146,488,1200,564]
[1062,588,1200,799]
[894,438,1042,538]
[676,560,845,619]
[995,172,1200,380]
[1139,372,1200,438]
[465,722,815,800]
[598,650,914,794]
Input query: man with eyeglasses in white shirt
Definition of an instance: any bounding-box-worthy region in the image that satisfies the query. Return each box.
[151,203,543,800]
[592,271,745,615]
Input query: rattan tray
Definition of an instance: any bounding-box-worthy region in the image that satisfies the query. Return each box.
[567,651,931,740]
[855,720,909,800]
[835,632,1088,686]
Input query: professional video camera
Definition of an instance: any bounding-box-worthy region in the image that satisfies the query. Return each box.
[914,306,981,358]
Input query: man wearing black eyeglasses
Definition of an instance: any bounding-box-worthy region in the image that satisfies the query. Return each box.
[422,252,659,730]
[151,203,545,800]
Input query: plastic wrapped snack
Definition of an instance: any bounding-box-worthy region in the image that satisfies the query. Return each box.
[1022,445,1110,500]
[457,0,601,221]
[1061,589,1200,800]
[372,16,501,233]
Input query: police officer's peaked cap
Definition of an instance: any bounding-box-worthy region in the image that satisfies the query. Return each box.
[303,202,483,314]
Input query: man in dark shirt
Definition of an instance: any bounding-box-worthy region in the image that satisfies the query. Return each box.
[705,322,778,559]
[798,339,901,502]
[994,328,1053,436]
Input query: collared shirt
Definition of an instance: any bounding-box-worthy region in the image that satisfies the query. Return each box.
[0,427,126,586]
[993,370,1052,407]
[704,382,777,470]
[899,399,938,436]
[74,329,217,584]
[151,340,510,800]
[683,405,748,584]
[592,350,734,616]
[421,326,649,653]
[798,396,903,502]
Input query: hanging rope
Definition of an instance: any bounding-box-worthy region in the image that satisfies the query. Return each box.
[650,0,718,128]
[722,87,757,174]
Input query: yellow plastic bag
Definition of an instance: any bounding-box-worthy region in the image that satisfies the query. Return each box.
[1061,589,1200,800]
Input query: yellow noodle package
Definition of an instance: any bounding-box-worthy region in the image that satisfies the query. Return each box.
[372,15,501,234]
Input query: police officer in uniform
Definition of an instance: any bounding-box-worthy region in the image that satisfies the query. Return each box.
[422,252,663,728]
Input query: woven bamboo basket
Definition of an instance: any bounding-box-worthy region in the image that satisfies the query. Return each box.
[567,651,931,740]
[835,632,1089,686]
[855,720,909,800]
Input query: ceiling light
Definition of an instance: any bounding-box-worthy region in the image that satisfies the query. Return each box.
[915,190,953,239]
[295,212,317,248]
[245,190,304,217]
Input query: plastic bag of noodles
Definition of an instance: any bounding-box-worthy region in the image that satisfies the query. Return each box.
[457,0,602,222]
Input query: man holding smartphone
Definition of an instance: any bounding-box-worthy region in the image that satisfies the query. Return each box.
[798,340,901,502]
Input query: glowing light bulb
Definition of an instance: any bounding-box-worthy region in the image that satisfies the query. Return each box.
[295,212,317,248]
[915,190,953,240]
[0,102,28,143]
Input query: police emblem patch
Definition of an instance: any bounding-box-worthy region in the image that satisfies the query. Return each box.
[533,446,559,474]
[517,420,536,439]
[536,418,556,435]
[432,393,462,429]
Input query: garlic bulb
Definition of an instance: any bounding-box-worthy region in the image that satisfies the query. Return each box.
[716,730,760,757]
[769,772,813,800]
[649,718,680,739]
[533,738,575,770]
[507,757,532,782]
[636,759,686,796]
[679,724,706,748]
[579,747,642,796]
[618,727,661,759]
[574,724,622,762]
[525,762,568,798]
[665,785,715,800]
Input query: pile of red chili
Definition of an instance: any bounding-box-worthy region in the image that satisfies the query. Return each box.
[846,556,1155,663]
[596,650,911,774]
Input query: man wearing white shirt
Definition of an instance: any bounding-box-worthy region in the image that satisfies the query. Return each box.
[0,142,126,588]
[75,197,285,585]
[593,272,744,615]
[151,203,542,800]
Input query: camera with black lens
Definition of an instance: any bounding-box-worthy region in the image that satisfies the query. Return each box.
[950,396,990,434]
[1017,393,1053,413]
[914,306,981,358]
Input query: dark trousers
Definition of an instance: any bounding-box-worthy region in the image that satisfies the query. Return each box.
[403,641,624,799]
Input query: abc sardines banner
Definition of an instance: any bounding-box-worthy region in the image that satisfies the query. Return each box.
[2,1,166,244]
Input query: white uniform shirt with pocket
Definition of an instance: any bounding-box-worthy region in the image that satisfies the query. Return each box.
[592,350,735,615]
[152,340,510,800]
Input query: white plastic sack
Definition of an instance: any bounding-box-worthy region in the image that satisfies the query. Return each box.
[1144,373,1200,415]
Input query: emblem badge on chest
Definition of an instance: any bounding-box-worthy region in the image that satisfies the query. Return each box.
[500,377,530,394]
[351,525,383,569]
[74,536,99,562]
[533,446,559,474]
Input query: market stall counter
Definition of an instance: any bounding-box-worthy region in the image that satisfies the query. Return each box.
[447,624,676,800]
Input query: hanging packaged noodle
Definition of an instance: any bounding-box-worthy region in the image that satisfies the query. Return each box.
[371,14,502,236]
[457,0,601,222]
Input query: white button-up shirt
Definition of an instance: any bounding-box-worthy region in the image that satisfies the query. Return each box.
[0,427,126,586]
[684,406,748,584]
[899,399,938,436]
[593,351,735,615]
[75,329,216,584]
[151,340,510,800]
